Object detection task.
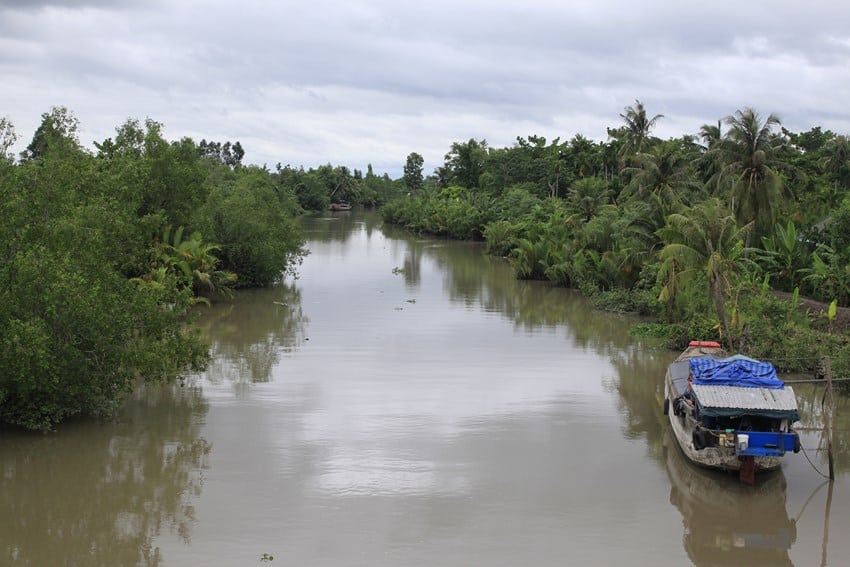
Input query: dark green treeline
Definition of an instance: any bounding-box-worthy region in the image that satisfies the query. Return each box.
[0,108,403,431]
[3,101,849,429]
[384,102,850,377]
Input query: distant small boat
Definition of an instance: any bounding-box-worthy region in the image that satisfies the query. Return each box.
[329,201,352,211]
[664,341,801,483]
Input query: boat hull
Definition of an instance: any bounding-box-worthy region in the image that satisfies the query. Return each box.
[663,343,792,473]
[665,378,782,472]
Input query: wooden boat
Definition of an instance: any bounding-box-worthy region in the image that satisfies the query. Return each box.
[329,201,352,211]
[663,340,801,483]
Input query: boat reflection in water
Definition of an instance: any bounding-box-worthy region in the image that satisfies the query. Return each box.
[664,430,796,566]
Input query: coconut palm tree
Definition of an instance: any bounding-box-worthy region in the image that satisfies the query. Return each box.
[618,196,671,279]
[699,121,722,150]
[714,108,793,239]
[657,198,754,350]
[617,99,664,160]
[566,176,612,222]
[621,140,700,209]
[820,134,850,201]
[696,121,724,191]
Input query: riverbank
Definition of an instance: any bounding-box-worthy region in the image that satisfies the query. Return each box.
[775,291,850,334]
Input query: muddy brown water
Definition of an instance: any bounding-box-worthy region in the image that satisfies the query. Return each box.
[2,211,848,566]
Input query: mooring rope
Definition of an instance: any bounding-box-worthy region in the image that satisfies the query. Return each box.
[793,478,830,523]
[799,442,832,480]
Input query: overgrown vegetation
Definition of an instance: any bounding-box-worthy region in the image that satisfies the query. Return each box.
[381,102,850,379]
[4,99,849,430]
[0,108,334,430]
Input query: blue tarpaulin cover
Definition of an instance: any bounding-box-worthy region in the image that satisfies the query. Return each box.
[689,355,784,389]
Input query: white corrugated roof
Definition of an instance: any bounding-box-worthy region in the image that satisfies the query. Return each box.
[691,384,798,411]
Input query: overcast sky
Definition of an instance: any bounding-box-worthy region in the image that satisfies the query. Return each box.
[3,0,849,177]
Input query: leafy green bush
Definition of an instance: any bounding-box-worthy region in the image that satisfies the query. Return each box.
[0,112,306,430]
[483,220,517,257]
[592,288,658,315]
[197,167,305,287]
[0,192,208,430]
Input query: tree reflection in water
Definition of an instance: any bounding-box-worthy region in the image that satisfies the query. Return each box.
[794,383,850,475]
[302,211,383,244]
[0,383,209,566]
[194,282,306,385]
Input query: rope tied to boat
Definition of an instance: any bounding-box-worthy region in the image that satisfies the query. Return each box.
[798,442,832,480]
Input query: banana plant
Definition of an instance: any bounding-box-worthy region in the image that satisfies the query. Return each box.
[156,225,237,300]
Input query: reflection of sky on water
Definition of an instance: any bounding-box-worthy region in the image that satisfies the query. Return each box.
[311,453,459,497]
[262,225,621,497]
[167,214,850,566]
[197,219,609,467]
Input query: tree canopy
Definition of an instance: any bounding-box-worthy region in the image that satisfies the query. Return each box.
[0,109,308,430]
[380,103,850,374]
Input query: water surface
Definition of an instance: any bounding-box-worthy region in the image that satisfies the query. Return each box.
[2,211,848,566]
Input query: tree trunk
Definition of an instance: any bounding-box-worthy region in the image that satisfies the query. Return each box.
[711,274,734,351]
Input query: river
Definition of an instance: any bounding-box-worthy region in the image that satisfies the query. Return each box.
[1,210,848,566]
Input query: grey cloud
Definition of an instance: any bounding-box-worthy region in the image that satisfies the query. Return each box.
[2,0,849,176]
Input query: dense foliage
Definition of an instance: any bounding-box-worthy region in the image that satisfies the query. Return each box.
[5,99,849,429]
[0,108,310,430]
[381,102,850,377]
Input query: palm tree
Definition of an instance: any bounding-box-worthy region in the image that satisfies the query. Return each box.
[566,177,612,222]
[618,99,664,160]
[696,121,723,191]
[509,237,548,280]
[698,121,722,150]
[820,135,850,205]
[714,108,793,239]
[621,140,700,209]
[821,135,850,178]
[657,198,754,350]
[618,196,670,279]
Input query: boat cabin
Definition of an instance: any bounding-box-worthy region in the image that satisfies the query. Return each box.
[668,356,800,457]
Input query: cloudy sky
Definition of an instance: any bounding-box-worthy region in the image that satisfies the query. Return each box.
[2,0,849,177]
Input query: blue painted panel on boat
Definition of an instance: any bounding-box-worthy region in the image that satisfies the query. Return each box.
[737,431,797,457]
[740,446,785,457]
